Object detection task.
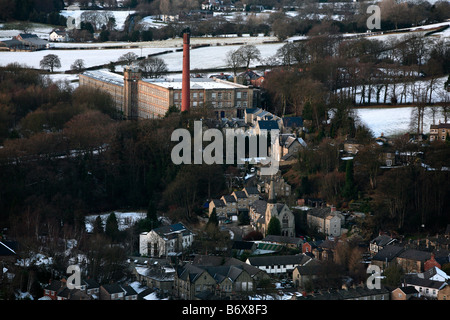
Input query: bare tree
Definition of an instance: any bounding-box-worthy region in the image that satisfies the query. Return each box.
[138,57,168,78]
[410,82,428,135]
[236,44,261,70]
[81,11,114,31]
[71,58,85,72]
[225,48,244,77]
[118,52,139,65]
[40,54,61,72]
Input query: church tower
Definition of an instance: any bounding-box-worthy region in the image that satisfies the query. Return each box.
[265,179,277,233]
[265,178,295,237]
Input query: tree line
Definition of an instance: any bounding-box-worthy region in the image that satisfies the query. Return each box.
[0,67,228,231]
[0,0,66,26]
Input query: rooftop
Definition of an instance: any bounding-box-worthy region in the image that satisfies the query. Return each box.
[81,70,124,87]
[144,77,249,90]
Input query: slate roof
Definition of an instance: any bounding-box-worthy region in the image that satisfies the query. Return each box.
[102,283,124,294]
[257,120,279,131]
[263,235,303,245]
[205,265,244,283]
[211,199,226,207]
[83,279,100,289]
[297,286,390,300]
[122,284,138,297]
[372,245,404,262]
[0,39,24,48]
[404,276,447,290]
[398,249,431,262]
[222,195,236,203]
[244,187,259,195]
[178,263,250,285]
[371,235,395,246]
[250,199,267,215]
[233,191,247,199]
[397,286,419,295]
[245,108,260,114]
[153,223,193,240]
[307,207,334,218]
[18,33,38,39]
[177,263,205,283]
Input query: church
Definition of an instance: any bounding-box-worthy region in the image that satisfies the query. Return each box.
[264,180,296,237]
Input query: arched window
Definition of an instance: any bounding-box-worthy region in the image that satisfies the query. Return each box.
[282,214,289,229]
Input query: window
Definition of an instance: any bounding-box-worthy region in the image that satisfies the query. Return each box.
[211,93,216,100]
[236,92,241,99]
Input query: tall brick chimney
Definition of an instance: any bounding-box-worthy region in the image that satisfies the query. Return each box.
[181,30,190,113]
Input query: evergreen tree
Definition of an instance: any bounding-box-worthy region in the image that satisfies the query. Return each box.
[382,262,404,287]
[238,211,250,225]
[147,199,158,227]
[267,216,281,235]
[342,159,357,200]
[207,208,219,227]
[93,215,104,234]
[105,212,119,241]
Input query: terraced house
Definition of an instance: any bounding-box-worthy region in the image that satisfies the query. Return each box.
[174,264,256,299]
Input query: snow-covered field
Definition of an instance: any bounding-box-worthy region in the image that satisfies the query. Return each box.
[59,9,135,31]
[0,39,281,71]
[345,76,449,105]
[0,46,174,70]
[162,42,283,72]
[355,106,445,137]
[84,211,147,233]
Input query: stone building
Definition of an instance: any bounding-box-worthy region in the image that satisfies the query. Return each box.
[429,122,450,142]
[139,223,194,257]
[306,206,343,237]
[79,67,255,120]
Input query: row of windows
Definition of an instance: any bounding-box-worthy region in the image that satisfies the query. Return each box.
[174,92,205,100]
[139,84,169,99]
[173,91,249,101]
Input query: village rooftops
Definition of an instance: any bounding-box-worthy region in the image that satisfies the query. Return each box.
[250,199,267,215]
[102,283,124,294]
[371,234,396,247]
[404,276,447,290]
[398,249,431,261]
[372,245,405,262]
